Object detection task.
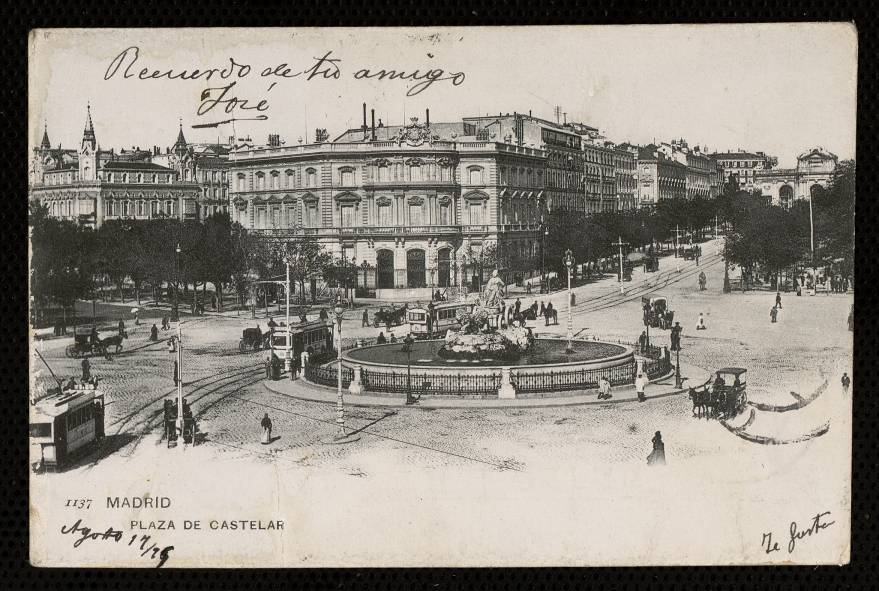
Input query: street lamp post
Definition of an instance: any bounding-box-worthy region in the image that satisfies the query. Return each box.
[612,236,629,294]
[672,323,682,388]
[541,221,548,294]
[284,257,291,373]
[175,243,184,448]
[332,295,350,442]
[402,334,416,405]
[563,249,575,354]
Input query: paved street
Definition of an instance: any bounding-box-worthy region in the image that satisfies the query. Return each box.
[30,239,853,565]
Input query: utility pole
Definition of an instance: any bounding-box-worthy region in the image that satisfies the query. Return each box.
[175,243,184,450]
[714,215,719,239]
[285,257,291,373]
[612,236,629,294]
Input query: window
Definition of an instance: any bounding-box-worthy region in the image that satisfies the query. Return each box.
[151,201,158,217]
[409,204,423,225]
[468,202,482,225]
[286,170,295,187]
[305,202,319,227]
[439,203,451,224]
[305,168,317,188]
[378,202,392,226]
[256,172,265,190]
[138,201,144,216]
[468,167,483,185]
[341,205,355,227]
[271,171,280,189]
[410,164,422,182]
[378,164,390,182]
[272,207,280,228]
[237,173,247,191]
[340,167,355,186]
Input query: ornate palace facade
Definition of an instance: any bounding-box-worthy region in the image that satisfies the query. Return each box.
[29,106,200,226]
[229,114,547,298]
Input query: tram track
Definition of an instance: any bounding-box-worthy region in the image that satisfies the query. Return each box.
[569,253,725,318]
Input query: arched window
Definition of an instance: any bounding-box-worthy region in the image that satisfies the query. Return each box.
[138,201,144,216]
[339,167,355,186]
[122,173,129,183]
[378,162,390,182]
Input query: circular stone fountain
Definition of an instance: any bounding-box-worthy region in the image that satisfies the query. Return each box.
[335,271,661,399]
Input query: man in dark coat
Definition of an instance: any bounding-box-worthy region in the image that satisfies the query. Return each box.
[775,292,782,309]
[514,298,521,316]
[150,324,159,341]
[362,309,370,327]
[377,332,387,344]
[81,358,91,383]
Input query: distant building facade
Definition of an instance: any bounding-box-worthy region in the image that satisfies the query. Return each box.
[28,106,199,227]
[635,145,687,206]
[710,149,778,191]
[754,147,838,207]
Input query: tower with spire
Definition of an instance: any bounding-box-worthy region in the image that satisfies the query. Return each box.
[79,103,97,181]
[40,121,51,151]
[173,119,188,156]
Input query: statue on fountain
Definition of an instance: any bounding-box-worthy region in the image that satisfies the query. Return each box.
[439,269,534,361]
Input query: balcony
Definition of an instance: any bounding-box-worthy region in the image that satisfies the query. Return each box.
[250,224,503,239]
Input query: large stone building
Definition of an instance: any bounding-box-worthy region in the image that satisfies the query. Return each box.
[229,109,547,299]
[29,106,200,226]
[581,139,618,213]
[151,124,234,220]
[634,144,687,206]
[613,146,637,211]
[754,147,838,207]
[709,149,778,191]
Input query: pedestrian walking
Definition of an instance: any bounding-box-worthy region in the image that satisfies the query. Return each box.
[696,312,707,331]
[775,292,783,309]
[362,309,370,327]
[117,319,126,338]
[698,271,706,291]
[149,323,159,341]
[598,376,612,400]
[267,317,278,331]
[134,310,140,325]
[770,305,778,323]
[260,413,272,444]
[841,372,850,395]
[167,336,176,353]
[539,301,546,317]
[647,431,666,466]
[545,302,555,326]
[514,298,521,317]
[161,315,169,330]
[635,372,648,403]
[264,354,272,379]
[638,330,647,353]
[390,333,397,343]
[81,358,91,383]
[290,352,301,380]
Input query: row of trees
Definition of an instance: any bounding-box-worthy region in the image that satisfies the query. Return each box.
[29,203,340,325]
[720,160,855,288]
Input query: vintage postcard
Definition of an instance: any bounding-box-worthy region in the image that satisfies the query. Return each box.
[28,25,855,567]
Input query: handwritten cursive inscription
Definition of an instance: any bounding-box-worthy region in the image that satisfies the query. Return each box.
[61,519,174,567]
[104,46,466,124]
[760,511,835,555]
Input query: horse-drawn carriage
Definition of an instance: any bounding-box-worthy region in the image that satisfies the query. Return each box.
[642,295,674,329]
[239,327,271,352]
[65,326,125,358]
[688,367,748,420]
[373,304,408,328]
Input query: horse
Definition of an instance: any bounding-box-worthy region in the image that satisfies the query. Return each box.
[99,333,127,355]
[544,309,558,325]
[688,386,712,419]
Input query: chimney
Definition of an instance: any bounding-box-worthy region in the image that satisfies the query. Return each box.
[426,108,430,126]
[563,113,567,125]
[529,110,532,117]
[362,103,368,129]
[371,109,376,141]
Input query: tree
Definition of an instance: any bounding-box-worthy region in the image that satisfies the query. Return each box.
[278,236,332,321]
[812,160,855,272]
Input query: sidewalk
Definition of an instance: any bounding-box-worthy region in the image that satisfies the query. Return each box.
[263,362,710,409]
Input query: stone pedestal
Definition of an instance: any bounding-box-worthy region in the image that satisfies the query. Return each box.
[498,367,516,399]
[348,365,364,395]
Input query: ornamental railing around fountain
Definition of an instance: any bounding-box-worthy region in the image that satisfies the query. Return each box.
[510,363,636,394]
[305,363,354,388]
[362,370,502,396]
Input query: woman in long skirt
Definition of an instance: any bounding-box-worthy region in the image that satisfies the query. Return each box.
[647,431,666,466]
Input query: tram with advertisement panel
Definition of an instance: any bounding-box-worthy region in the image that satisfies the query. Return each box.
[270,319,334,364]
[30,388,105,472]
[408,300,476,338]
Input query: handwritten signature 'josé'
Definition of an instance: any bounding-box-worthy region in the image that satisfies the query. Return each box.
[761,511,835,555]
[61,519,174,568]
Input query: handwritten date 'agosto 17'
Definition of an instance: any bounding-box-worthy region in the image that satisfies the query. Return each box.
[104,46,466,123]
[61,519,174,568]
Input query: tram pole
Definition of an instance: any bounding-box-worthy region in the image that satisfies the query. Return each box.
[284,257,291,373]
[563,249,574,354]
[175,243,184,448]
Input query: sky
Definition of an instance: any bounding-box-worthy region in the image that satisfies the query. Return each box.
[28,24,857,168]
